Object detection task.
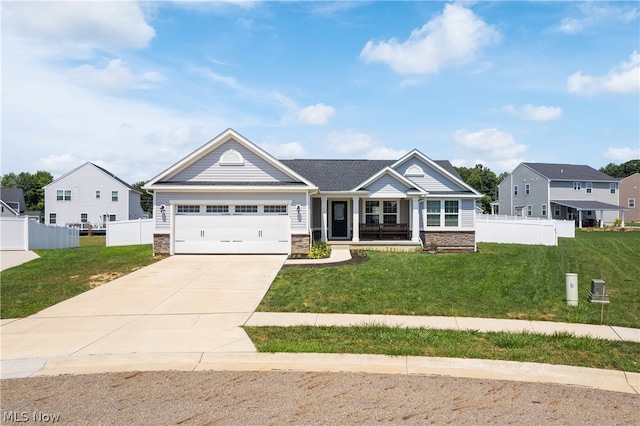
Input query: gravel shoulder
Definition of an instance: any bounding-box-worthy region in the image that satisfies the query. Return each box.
[2,371,638,425]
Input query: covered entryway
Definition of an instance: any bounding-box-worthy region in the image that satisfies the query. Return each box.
[551,200,628,228]
[174,206,290,254]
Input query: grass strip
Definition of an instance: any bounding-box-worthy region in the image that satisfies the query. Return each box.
[244,325,640,373]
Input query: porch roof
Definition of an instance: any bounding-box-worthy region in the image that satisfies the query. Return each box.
[551,200,629,211]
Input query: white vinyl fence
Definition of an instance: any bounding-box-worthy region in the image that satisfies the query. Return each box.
[106,219,154,247]
[475,214,575,246]
[0,217,79,250]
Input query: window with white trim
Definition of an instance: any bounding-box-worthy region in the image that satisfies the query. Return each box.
[383,201,398,224]
[525,183,530,195]
[177,205,200,213]
[49,213,57,224]
[610,183,617,194]
[573,182,581,191]
[81,213,88,223]
[514,185,518,196]
[365,201,380,224]
[586,182,592,194]
[444,200,459,227]
[206,205,229,213]
[541,204,547,217]
[426,200,440,227]
[554,205,561,217]
[264,205,288,214]
[235,205,258,213]
[527,205,532,216]
[629,198,636,208]
[96,190,100,199]
[57,189,71,201]
[112,191,119,202]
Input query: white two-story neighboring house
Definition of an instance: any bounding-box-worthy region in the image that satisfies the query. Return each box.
[44,162,144,229]
[497,163,626,227]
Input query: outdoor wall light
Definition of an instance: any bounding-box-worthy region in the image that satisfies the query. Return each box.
[296,205,301,213]
[160,205,165,213]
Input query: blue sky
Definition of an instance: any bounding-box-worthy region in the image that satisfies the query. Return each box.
[2,1,639,184]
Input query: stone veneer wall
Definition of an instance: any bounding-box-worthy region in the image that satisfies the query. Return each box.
[421,231,475,252]
[153,233,171,255]
[291,234,311,254]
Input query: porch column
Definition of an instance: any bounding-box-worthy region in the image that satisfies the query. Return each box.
[352,196,360,242]
[621,211,625,227]
[321,196,328,242]
[411,196,420,242]
[578,210,583,229]
[600,210,604,228]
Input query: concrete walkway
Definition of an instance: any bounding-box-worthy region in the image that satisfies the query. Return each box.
[0,251,39,271]
[1,251,639,395]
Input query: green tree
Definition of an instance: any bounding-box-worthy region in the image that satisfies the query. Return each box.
[455,164,499,213]
[133,181,153,217]
[1,170,53,213]
[599,160,640,178]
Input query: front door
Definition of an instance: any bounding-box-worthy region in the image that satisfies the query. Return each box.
[332,201,348,238]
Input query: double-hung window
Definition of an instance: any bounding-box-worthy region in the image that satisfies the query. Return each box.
[541,204,547,217]
[111,191,119,202]
[573,182,581,191]
[365,200,399,224]
[586,182,592,194]
[525,183,530,195]
[365,201,380,224]
[629,199,636,208]
[57,190,71,201]
[49,213,57,224]
[81,213,88,223]
[610,183,617,194]
[426,200,459,227]
[514,185,518,196]
[382,201,397,224]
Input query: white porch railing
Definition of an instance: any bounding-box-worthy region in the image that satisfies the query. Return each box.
[0,217,79,250]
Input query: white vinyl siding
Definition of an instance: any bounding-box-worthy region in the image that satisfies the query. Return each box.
[167,140,293,183]
[395,158,467,192]
[367,175,411,198]
[153,191,308,233]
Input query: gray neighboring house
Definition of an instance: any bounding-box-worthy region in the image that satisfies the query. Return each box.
[44,162,145,229]
[497,162,627,227]
[0,187,41,222]
[144,128,480,255]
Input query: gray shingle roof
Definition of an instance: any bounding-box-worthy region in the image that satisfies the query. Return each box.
[524,163,618,181]
[281,159,461,191]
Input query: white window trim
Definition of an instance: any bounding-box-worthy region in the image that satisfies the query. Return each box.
[629,198,636,208]
[573,182,581,191]
[527,205,532,216]
[610,183,617,194]
[586,182,592,194]
[425,199,460,228]
[525,183,530,195]
[365,199,400,224]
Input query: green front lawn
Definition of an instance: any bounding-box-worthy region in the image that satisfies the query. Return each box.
[244,325,640,372]
[258,230,640,327]
[0,241,160,318]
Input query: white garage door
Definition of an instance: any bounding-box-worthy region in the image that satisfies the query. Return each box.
[174,205,291,254]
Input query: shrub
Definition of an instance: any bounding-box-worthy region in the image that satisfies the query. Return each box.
[308,242,332,259]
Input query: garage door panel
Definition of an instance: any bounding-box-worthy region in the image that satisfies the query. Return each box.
[174,213,290,254]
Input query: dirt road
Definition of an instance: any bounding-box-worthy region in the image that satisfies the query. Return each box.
[1,371,638,425]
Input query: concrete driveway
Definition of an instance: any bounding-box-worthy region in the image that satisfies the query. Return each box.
[1,255,286,372]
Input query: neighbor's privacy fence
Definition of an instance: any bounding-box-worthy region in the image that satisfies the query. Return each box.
[106,218,154,247]
[475,214,575,246]
[0,217,79,250]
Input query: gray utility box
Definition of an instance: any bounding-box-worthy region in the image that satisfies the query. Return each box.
[588,279,610,303]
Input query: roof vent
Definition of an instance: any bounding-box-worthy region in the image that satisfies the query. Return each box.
[560,169,563,173]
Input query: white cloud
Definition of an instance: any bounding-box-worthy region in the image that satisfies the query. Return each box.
[553,3,639,35]
[3,1,155,49]
[327,130,374,154]
[501,104,563,122]
[360,3,499,74]
[365,147,408,160]
[72,59,165,92]
[452,128,528,172]
[259,142,306,159]
[602,147,640,162]
[568,51,640,95]
[297,103,335,125]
